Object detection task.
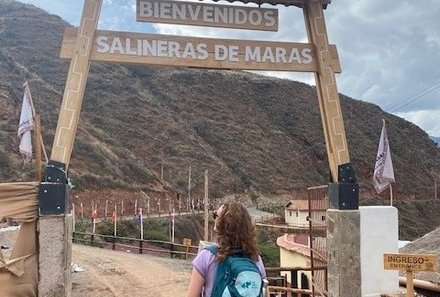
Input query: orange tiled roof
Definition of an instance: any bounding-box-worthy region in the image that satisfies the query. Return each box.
[277,234,310,257]
[285,200,309,211]
[276,234,326,262]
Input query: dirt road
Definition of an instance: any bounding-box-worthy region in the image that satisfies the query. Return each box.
[1,226,193,297]
[72,244,193,297]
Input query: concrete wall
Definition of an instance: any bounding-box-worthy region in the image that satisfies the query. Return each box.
[38,215,72,297]
[360,206,399,297]
[279,248,311,288]
[285,209,308,227]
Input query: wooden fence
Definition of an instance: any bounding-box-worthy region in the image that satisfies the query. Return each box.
[72,232,328,296]
[72,231,199,259]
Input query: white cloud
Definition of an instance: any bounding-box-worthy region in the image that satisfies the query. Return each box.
[16,0,440,136]
[396,109,440,137]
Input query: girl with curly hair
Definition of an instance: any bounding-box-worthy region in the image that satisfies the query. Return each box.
[186,201,266,297]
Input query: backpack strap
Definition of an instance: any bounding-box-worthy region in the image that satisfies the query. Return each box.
[205,244,219,255]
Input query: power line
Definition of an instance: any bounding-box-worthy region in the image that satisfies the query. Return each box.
[276,78,440,165]
[388,80,440,114]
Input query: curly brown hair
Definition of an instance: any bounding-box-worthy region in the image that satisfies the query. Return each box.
[216,202,259,262]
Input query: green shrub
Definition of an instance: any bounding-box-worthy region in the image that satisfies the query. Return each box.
[93,218,170,242]
[142,218,169,241]
[258,240,280,267]
[257,229,280,267]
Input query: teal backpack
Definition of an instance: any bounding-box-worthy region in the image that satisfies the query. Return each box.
[206,245,263,297]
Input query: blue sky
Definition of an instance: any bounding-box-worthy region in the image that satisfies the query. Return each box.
[19,0,440,137]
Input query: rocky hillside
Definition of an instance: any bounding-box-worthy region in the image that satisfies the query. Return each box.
[1,0,439,207]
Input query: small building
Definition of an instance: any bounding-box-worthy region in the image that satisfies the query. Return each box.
[284,200,309,228]
[277,234,326,291]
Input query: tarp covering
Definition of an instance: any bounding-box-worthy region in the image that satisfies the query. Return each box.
[0,182,39,297]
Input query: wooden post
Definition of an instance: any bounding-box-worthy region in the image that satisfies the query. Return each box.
[183,238,191,260]
[105,199,108,219]
[139,207,144,240]
[171,209,175,243]
[25,82,49,164]
[114,205,117,236]
[188,165,192,212]
[34,114,42,182]
[406,270,414,297]
[71,203,75,232]
[204,169,209,241]
[390,184,394,206]
[50,0,103,167]
[158,197,161,216]
[302,1,351,182]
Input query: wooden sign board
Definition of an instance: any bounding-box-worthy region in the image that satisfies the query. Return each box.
[60,28,341,73]
[183,238,192,246]
[384,253,437,272]
[136,0,278,31]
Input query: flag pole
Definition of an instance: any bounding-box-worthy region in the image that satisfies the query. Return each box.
[92,205,96,234]
[172,208,175,243]
[204,169,209,241]
[34,114,42,181]
[24,81,49,163]
[114,205,117,237]
[389,184,393,206]
[72,203,76,232]
[139,207,143,240]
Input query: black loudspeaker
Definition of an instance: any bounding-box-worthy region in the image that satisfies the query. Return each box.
[328,183,359,210]
[39,182,68,215]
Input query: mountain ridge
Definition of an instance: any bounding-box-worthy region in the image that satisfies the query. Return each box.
[0,0,439,205]
[430,136,440,147]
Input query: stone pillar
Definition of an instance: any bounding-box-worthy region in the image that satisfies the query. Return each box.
[327,209,361,297]
[38,215,73,297]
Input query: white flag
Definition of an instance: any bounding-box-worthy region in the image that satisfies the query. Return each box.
[373,120,395,193]
[17,83,34,164]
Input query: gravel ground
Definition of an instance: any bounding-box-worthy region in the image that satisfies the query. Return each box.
[1,228,193,297]
[71,244,193,297]
[400,226,440,284]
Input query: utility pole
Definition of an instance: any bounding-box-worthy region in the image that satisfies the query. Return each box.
[435,177,438,200]
[204,169,209,241]
[188,165,192,212]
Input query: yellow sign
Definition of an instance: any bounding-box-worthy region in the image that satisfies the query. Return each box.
[183,238,192,246]
[384,253,437,272]
[136,0,279,31]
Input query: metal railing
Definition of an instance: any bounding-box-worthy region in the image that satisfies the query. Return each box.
[265,266,328,297]
[72,231,199,259]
